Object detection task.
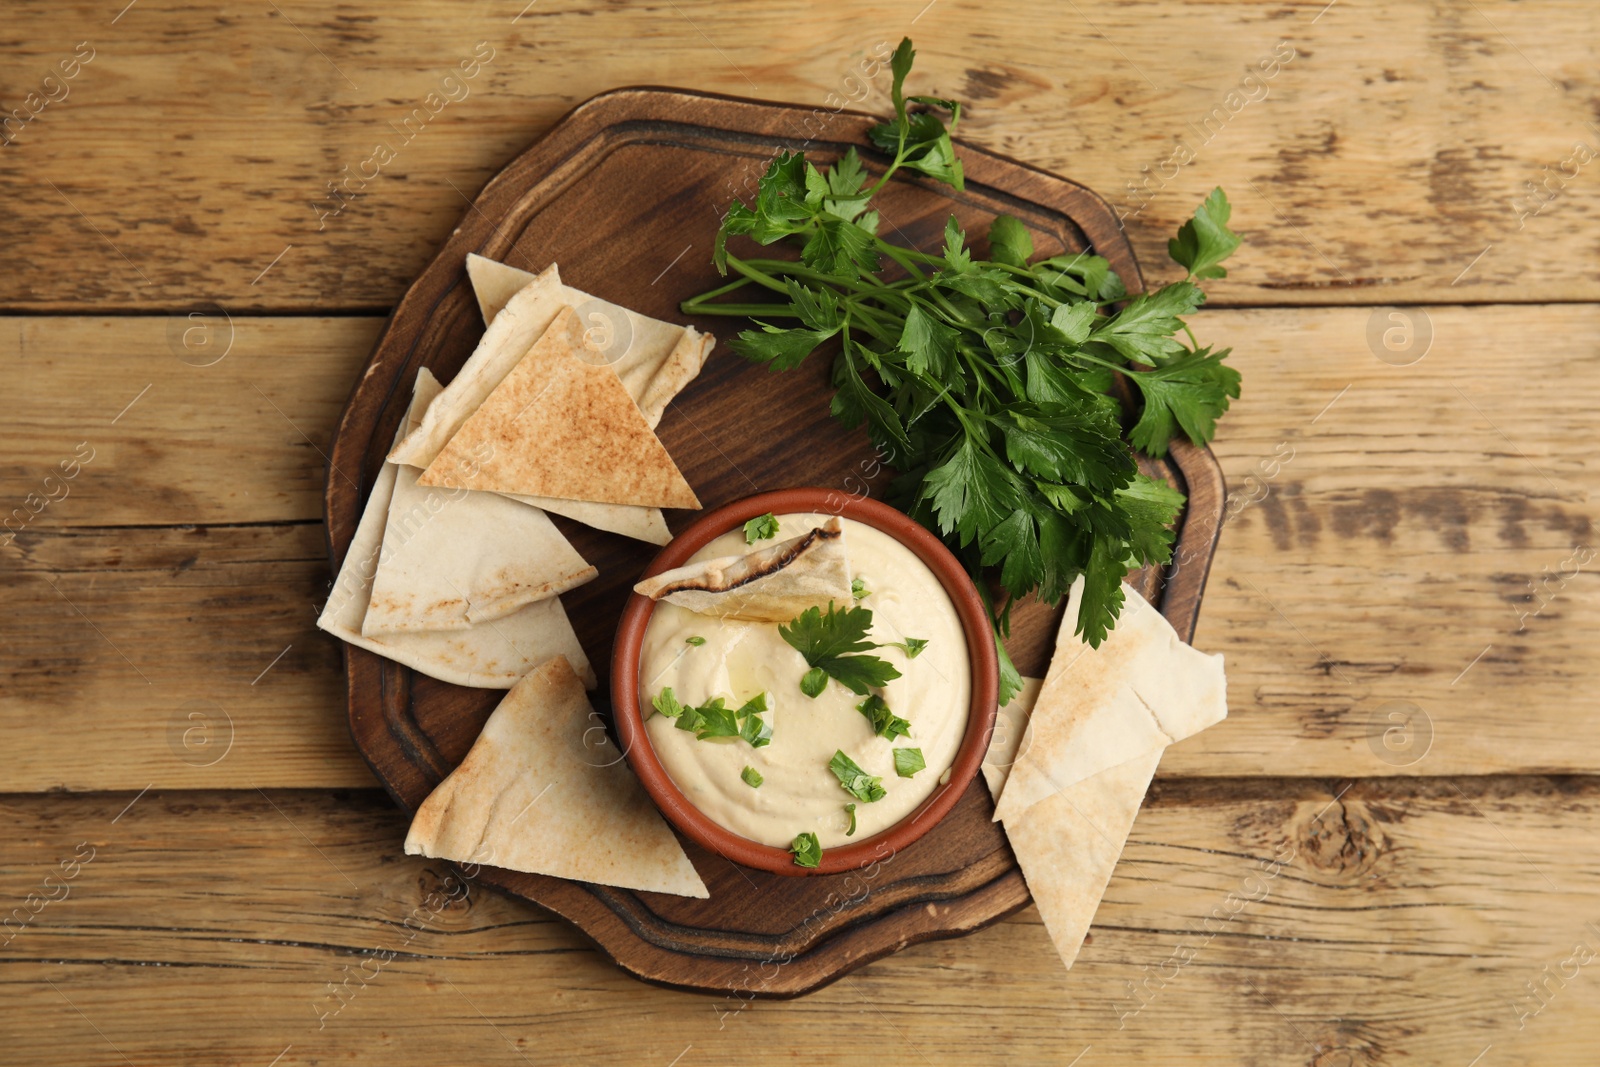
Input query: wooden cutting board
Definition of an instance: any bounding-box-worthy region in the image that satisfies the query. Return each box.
[323,87,1225,997]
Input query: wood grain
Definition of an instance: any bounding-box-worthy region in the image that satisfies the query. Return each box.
[5,305,1593,788]
[2,2,1597,310]
[0,316,382,526]
[0,522,372,791]
[3,780,1597,1064]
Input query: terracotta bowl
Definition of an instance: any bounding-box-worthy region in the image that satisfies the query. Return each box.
[611,488,1000,876]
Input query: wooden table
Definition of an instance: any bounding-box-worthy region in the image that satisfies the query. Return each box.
[3,2,1597,1063]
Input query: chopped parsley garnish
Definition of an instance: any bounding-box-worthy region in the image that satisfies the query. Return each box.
[741,766,764,788]
[652,688,685,718]
[744,512,781,543]
[856,694,911,740]
[829,749,886,802]
[779,602,902,697]
[682,37,1241,703]
[685,635,706,647]
[799,666,829,698]
[893,747,926,778]
[844,803,857,836]
[679,696,739,739]
[851,577,868,599]
[651,687,770,747]
[884,637,928,659]
[790,831,822,868]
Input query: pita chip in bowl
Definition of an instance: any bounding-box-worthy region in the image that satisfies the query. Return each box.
[405,655,708,898]
[632,517,853,622]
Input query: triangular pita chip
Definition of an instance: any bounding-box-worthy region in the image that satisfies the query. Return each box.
[986,676,1163,970]
[465,259,675,544]
[633,518,852,622]
[404,656,709,898]
[505,492,672,546]
[992,578,1226,824]
[464,254,714,429]
[1004,746,1162,969]
[317,373,595,687]
[982,675,1043,801]
[362,371,598,634]
[417,306,700,509]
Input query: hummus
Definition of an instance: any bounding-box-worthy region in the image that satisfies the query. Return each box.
[640,512,970,849]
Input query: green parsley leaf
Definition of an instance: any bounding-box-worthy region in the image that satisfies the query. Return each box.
[741,766,764,788]
[1169,187,1241,280]
[1118,473,1186,565]
[730,322,835,372]
[799,666,829,698]
[652,688,685,719]
[898,303,960,379]
[802,216,878,281]
[1125,345,1242,456]
[988,215,1034,268]
[780,602,903,696]
[921,437,1025,547]
[994,631,1024,707]
[687,697,740,740]
[744,512,781,543]
[1087,281,1204,366]
[685,636,706,647]
[893,748,926,778]
[829,749,887,802]
[943,215,972,272]
[856,694,911,740]
[790,831,822,868]
[890,637,928,659]
[844,803,857,837]
[851,577,868,599]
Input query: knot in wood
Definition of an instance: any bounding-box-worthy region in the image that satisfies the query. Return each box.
[1298,795,1382,879]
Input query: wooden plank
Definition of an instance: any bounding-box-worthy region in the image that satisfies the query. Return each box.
[2,1,1597,310]
[1,780,1597,1064]
[1164,303,1600,778]
[0,316,381,527]
[3,303,1596,787]
[0,522,372,791]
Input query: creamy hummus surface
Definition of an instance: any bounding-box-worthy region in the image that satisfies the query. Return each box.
[640,512,970,849]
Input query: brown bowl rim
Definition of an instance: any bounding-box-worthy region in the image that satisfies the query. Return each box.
[611,487,1000,877]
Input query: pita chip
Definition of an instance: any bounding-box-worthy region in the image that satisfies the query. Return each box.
[362,371,598,634]
[992,577,1226,824]
[1005,746,1162,969]
[633,518,852,622]
[982,675,1044,801]
[418,306,700,509]
[460,257,708,543]
[464,254,715,430]
[984,676,1164,969]
[317,373,595,687]
[404,656,709,898]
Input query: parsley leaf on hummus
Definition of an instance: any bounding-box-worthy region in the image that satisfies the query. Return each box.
[829,749,887,802]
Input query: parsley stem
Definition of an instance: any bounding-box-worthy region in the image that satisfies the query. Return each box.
[874,238,927,280]
[679,302,807,318]
[741,258,882,296]
[724,254,793,296]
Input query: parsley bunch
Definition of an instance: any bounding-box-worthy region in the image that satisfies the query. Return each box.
[682,39,1241,703]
